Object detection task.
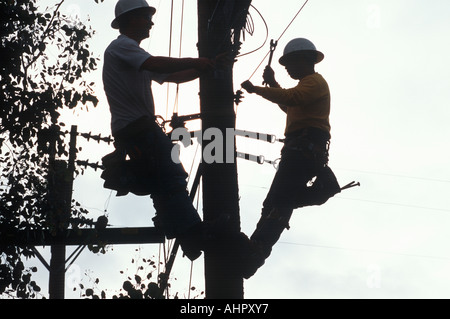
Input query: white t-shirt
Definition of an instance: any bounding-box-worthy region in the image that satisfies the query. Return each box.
[103,34,168,135]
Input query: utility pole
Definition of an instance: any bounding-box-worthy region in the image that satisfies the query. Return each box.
[48,125,77,299]
[198,0,251,299]
[13,126,165,299]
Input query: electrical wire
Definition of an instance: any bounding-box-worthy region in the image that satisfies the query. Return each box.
[236,5,269,58]
[337,196,450,214]
[165,0,175,120]
[278,241,450,262]
[247,0,310,81]
[240,181,450,215]
[188,178,202,298]
[172,0,185,115]
[188,260,194,299]
[337,167,450,184]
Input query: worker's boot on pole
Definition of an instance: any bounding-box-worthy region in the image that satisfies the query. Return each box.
[178,214,233,261]
[177,222,204,261]
[239,207,293,279]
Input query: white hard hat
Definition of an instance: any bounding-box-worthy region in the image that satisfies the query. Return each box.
[279,38,324,65]
[111,0,156,29]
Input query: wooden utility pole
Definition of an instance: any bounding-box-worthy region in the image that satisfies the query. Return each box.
[48,126,77,299]
[198,0,251,299]
[12,126,164,299]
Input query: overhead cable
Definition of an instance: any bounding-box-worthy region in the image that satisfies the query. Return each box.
[247,0,310,81]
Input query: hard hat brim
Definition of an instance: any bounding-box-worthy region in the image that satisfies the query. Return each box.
[279,50,324,65]
[111,6,156,29]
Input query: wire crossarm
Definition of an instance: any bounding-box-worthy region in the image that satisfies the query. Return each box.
[1,227,165,246]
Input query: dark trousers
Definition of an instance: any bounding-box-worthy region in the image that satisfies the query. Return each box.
[263,146,317,212]
[252,129,330,251]
[115,118,201,239]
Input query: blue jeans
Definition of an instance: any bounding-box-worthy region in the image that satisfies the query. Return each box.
[117,119,201,239]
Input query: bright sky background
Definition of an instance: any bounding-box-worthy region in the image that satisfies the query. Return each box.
[29,0,450,299]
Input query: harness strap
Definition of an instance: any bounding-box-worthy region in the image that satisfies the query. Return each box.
[283,127,330,166]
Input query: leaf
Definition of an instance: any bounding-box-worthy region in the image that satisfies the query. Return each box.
[145,283,161,299]
[122,280,133,292]
[0,0,100,298]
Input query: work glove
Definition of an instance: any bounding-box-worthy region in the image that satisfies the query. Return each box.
[262,66,278,87]
[241,80,256,93]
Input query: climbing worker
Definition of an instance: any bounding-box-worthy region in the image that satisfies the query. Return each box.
[239,38,341,278]
[102,0,226,261]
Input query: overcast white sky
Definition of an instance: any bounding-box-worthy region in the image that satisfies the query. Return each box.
[29,0,450,299]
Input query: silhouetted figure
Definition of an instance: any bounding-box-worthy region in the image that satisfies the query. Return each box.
[102,0,223,260]
[240,38,341,278]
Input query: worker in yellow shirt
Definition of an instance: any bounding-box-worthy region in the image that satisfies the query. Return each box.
[240,38,341,278]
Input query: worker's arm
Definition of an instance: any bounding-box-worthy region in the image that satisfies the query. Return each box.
[242,78,320,107]
[262,66,287,112]
[143,52,232,82]
[164,68,202,84]
[241,80,289,113]
[141,56,215,74]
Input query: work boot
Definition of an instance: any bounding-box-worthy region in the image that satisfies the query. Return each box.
[238,208,293,278]
[233,232,266,279]
[177,214,232,261]
[177,222,204,261]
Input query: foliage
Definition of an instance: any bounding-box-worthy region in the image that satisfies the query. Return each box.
[1,0,191,300]
[0,0,100,298]
[77,253,166,299]
[75,249,204,299]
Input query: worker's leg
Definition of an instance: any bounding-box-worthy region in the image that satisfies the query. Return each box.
[125,125,204,260]
[241,147,316,278]
[144,127,202,237]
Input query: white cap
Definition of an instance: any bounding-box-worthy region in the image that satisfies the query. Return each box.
[279,38,324,65]
[111,0,156,29]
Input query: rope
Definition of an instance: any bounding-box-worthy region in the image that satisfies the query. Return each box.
[188,176,201,298]
[277,0,310,45]
[165,0,175,119]
[188,261,194,299]
[172,0,185,115]
[247,0,310,81]
[178,0,185,59]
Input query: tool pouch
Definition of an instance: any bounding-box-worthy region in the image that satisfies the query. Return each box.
[294,165,341,208]
[283,128,340,208]
[100,117,159,196]
[100,147,158,197]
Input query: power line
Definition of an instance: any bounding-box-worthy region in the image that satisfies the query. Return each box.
[276,0,309,43]
[278,241,450,262]
[336,167,450,184]
[336,196,450,214]
[247,0,310,81]
[240,183,450,214]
